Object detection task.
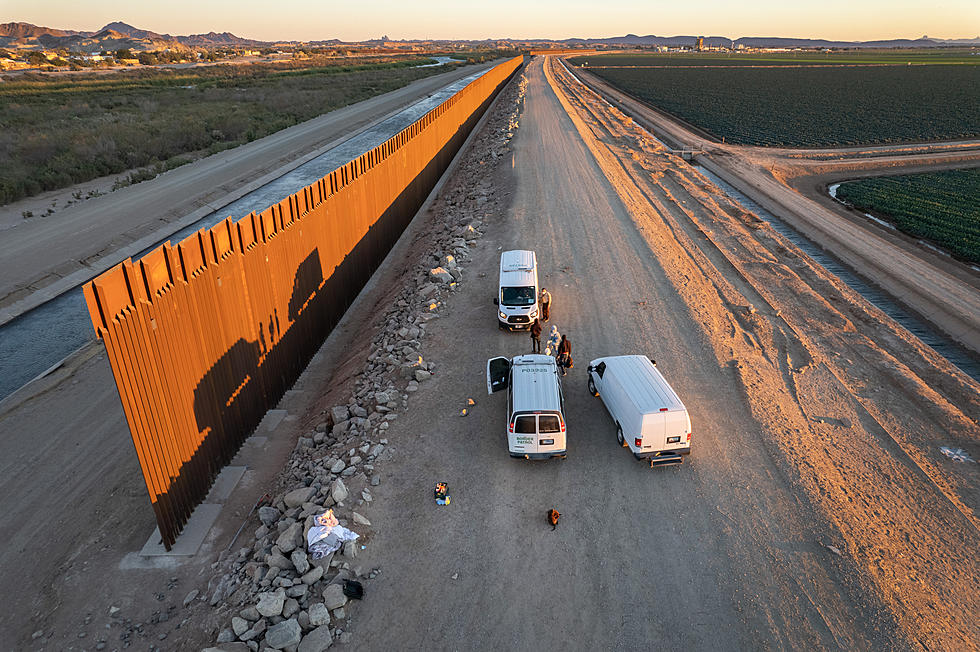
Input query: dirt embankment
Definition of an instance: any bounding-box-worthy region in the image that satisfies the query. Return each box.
[547,56,980,650]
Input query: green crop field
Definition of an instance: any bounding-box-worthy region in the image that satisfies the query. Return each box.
[835,168,980,263]
[568,53,980,147]
[569,50,980,67]
[0,56,473,206]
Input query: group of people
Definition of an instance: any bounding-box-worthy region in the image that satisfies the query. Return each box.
[529,287,572,375]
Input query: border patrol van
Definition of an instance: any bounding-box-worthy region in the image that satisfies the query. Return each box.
[493,250,539,330]
[487,354,567,459]
[587,355,691,467]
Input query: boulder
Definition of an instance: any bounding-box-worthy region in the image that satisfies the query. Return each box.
[276,522,303,554]
[429,267,453,283]
[258,506,281,527]
[352,512,371,526]
[301,566,324,585]
[284,487,316,509]
[255,590,285,618]
[240,618,266,641]
[330,459,346,474]
[298,625,333,652]
[307,602,330,627]
[291,549,310,575]
[331,479,349,504]
[330,406,350,424]
[232,616,250,637]
[203,644,250,652]
[264,618,302,650]
[414,369,431,382]
[266,550,291,571]
[286,584,308,599]
[322,583,347,610]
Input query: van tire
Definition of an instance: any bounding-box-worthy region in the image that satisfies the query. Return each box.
[588,377,599,397]
[617,424,626,447]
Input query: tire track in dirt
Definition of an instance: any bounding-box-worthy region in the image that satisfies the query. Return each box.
[546,55,980,650]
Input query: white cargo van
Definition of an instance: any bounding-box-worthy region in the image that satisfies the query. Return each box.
[493,250,539,330]
[487,354,567,459]
[587,355,691,467]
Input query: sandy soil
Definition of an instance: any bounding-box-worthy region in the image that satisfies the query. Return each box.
[2,55,978,651]
[569,64,980,355]
[541,56,980,648]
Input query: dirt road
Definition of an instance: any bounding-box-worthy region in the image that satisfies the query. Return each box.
[343,57,979,650]
[0,61,496,325]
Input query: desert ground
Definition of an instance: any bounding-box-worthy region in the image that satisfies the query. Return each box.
[1,55,977,650]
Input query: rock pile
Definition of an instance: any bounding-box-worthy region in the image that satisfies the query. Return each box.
[202,66,528,651]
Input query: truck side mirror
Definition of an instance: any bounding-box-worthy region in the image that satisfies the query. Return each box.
[492,298,499,305]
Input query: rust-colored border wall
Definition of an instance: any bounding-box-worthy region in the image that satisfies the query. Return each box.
[83,57,522,549]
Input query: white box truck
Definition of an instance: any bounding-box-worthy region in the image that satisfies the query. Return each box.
[487,353,567,459]
[587,355,691,467]
[493,250,539,330]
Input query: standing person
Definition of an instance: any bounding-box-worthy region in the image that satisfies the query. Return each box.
[557,335,572,376]
[530,318,542,354]
[539,287,552,322]
[546,324,561,356]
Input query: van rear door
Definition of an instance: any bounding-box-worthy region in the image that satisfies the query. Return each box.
[663,409,690,451]
[638,410,667,452]
[510,413,538,454]
[487,357,511,394]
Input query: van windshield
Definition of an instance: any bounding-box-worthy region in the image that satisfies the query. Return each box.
[501,286,536,306]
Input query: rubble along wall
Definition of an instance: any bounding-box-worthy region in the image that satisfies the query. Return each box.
[82,57,523,549]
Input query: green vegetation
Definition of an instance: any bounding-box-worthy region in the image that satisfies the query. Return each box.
[0,55,456,205]
[570,53,980,147]
[569,50,980,67]
[836,168,980,263]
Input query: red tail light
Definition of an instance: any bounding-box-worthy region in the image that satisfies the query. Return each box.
[509,421,514,433]
[560,419,566,432]
[687,433,691,441]
[635,438,642,448]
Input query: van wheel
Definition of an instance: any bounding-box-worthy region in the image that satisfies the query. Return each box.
[617,425,626,447]
[588,377,598,397]
[498,321,505,330]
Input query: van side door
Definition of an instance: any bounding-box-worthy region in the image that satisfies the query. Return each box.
[487,357,511,394]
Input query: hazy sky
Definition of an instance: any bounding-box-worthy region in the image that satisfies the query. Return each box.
[6,0,979,42]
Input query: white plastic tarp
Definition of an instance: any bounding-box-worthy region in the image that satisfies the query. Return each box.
[306,509,359,560]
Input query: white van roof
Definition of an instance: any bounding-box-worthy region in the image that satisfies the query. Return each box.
[596,355,685,413]
[500,250,536,272]
[510,354,561,414]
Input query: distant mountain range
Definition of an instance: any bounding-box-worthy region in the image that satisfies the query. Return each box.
[1,21,978,52]
[0,21,264,51]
